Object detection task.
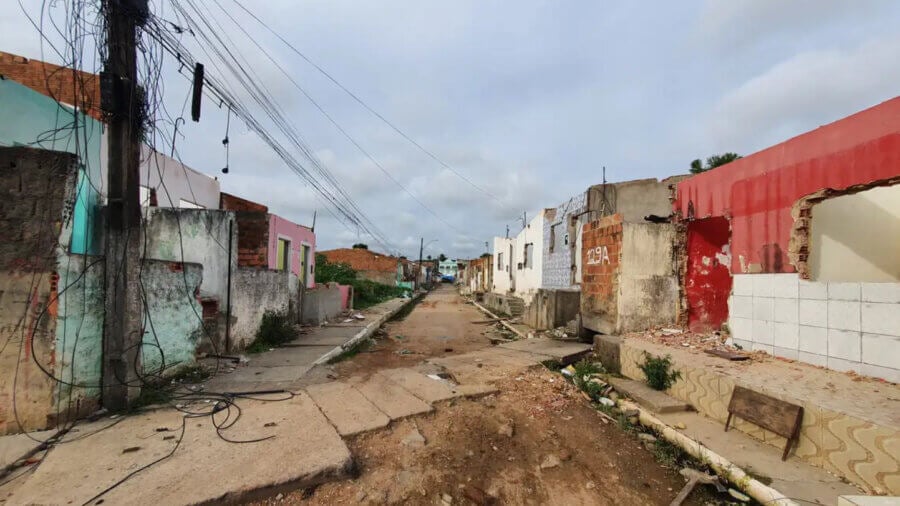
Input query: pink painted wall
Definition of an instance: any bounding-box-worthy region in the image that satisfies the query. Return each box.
[268,214,316,287]
[338,284,352,310]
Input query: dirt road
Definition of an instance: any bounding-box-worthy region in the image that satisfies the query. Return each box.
[332,285,507,378]
[260,287,712,505]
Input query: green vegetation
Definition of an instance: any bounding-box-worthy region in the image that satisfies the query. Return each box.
[315,254,406,309]
[327,338,373,364]
[352,243,368,249]
[638,352,681,391]
[247,310,296,353]
[689,152,741,174]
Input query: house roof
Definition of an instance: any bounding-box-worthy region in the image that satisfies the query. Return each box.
[319,248,402,273]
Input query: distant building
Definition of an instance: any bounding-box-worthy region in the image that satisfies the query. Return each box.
[319,248,405,287]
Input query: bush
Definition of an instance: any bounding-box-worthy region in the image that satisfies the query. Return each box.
[247,310,295,353]
[638,352,681,391]
[315,254,405,309]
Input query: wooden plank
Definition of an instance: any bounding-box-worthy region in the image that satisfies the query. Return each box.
[704,349,749,361]
[725,385,803,461]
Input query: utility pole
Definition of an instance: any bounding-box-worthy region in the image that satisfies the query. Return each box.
[102,0,147,410]
[416,237,424,292]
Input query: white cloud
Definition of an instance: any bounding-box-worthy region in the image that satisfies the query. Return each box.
[710,34,900,151]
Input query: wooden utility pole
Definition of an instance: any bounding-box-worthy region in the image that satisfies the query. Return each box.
[102,0,147,410]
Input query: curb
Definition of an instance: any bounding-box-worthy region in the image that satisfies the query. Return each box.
[313,292,426,366]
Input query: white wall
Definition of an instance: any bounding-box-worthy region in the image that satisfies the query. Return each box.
[809,185,900,282]
[492,237,513,294]
[512,210,545,305]
[729,273,900,383]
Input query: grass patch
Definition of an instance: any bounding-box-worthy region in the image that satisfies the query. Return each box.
[246,310,296,353]
[327,338,373,364]
[387,295,421,322]
[638,352,681,391]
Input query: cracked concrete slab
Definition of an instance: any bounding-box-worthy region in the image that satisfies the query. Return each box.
[498,338,592,363]
[2,393,352,505]
[378,368,459,404]
[352,373,433,420]
[306,381,390,436]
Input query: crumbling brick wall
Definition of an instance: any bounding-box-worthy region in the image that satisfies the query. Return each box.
[220,192,269,268]
[0,51,102,121]
[580,214,623,334]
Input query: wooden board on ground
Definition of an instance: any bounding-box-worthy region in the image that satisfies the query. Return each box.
[704,349,750,361]
[725,385,803,461]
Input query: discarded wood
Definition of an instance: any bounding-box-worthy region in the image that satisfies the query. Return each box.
[704,349,750,361]
[669,469,718,506]
[725,386,803,461]
[597,411,617,424]
[471,301,527,339]
[471,318,506,324]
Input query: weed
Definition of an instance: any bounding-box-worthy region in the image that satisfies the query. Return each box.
[581,380,605,399]
[650,437,682,468]
[247,310,296,353]
[638,352,681,391]
[572,358,604,380]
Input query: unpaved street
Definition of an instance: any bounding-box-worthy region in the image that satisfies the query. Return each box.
[261,286,712,505]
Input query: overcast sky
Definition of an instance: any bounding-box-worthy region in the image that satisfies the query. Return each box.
[4,1,900,259]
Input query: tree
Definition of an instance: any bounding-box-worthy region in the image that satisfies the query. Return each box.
[438,253,448,262]
[689,152,741,174]
[352,243,368,249]
[426,254,432,261]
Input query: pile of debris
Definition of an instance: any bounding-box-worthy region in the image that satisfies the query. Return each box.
[627,327,771,362]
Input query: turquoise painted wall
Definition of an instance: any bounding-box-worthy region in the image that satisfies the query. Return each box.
[54,256,205,406]
[0,79,103,255]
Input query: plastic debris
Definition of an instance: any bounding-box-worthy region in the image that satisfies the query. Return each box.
[560,365,576,377]
[598,397,615,407]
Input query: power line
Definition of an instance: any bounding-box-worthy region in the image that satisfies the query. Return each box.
[229,0,509,208]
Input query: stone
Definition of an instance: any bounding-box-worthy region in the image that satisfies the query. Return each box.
[623,409,640,418]
[637,433,657,443]
[402,427,426,448]
[442,492,453,505]
[585,482,595,490]
[275,493,284,500]
[598,397,615,407]
[498,422,515,438]
[356,490,368,502]
[540,454,561,469]
[674,422,686,430]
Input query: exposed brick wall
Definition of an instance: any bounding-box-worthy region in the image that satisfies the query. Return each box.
[233,211,269,268]
[580,214,623,333]
[220,192,268,213]
[0,51,102,121]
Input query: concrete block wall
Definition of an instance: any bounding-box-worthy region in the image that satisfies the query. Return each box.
[301,283,343,326]
[729,273,900,383]
[542,192,586,289]
[231,268,299,350]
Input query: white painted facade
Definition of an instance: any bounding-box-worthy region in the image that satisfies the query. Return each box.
[729,273,900,383]
[491,210,546,305]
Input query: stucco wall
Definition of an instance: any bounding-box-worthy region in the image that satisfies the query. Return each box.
[133,145,220,209]
[809,184,900,282]
[143,208,236,302]
[587,176,686,224]
[492,237,514,294]
[512,210,545,305]
[617,223,680,332]
[230,268,299,350]
[0,79,103,255]
[268,214,316,287]
[543,192,586,289]
[301,284,343,325]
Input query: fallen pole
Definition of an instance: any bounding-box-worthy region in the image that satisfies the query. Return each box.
[618,399,797,506]
[469,300,527,339]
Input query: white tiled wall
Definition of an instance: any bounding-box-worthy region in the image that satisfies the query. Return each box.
[729,273,900,383]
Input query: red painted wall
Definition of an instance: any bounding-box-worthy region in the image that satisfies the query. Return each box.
[685,218,732,331]
[674,97,900,274]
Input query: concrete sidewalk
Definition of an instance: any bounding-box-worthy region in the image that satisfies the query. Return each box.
[204,296,414,392]
[0,338,586,505]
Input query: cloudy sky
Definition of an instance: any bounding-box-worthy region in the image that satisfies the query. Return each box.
[4,1,900,259]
